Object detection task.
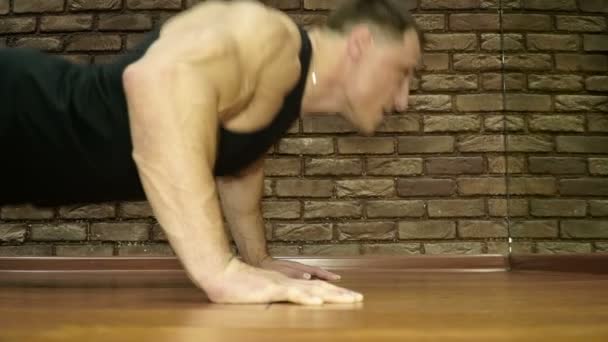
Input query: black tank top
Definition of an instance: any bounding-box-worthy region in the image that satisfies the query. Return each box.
[0,25,312,206]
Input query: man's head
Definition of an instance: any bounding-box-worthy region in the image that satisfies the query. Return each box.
[321,0,423,135]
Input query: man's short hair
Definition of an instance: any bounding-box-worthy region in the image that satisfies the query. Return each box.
[325,0,422,44]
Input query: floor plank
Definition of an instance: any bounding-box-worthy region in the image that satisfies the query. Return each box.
[1,269,607,341]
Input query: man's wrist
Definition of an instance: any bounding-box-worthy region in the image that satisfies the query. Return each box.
[242,251,272,267]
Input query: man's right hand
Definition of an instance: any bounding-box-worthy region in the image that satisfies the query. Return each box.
[202,258,364,305]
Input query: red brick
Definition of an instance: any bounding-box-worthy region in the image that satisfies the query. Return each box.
[0,224,27,243]
[481,34,524,51]
[504,54,552,71]
[424,242,483,255]
[0,18,36,33]
[509,177,557,195]
[556,54,608,72]
[560,179,608,196]
[556,16,607,32]
[90,223,149,241]
[337,137,394,154]
[337,222,395,240]
[458,220,508,238]
[426,157,484,175]
[275,179,333,197]
[398,178,456,197]
[453,54,503,71]
[523,0,576,10]
[336,180,395,198]
[303,201,362,219]
[511,220,559,238]
[421,75,478,91]
[262,200,301,219]
[1,205,54,220]
[274,223,332,241]
[484,115,526,132]
[488,199,529,217]
[562,221,608,238]
[579,0,608,13]
[366,200,425,218]
[458,177,507,195]
[59,203,115,219]
[66,34,122,51]
[99,13,153,31]
[531,114,586,133]
[503,14,552,31]
[278,138,333,155]
[41,15,94,32]
[265,158,301,176]
[14,0,64,13]
[376,116,420,133]
[410,95,452,112]
[424,33,477,51]
[584,34,608,52]
[530,199,587,217]
[304,158,362,176]
[367,158,423,176]
[14,37,63,51]
[69,0,122,11]
[420,0,480,9]
[0,245,53,256]
[398,221,456,239]
[528,157,587,174]
[528,34,580,51]
[456,94,503,112]
[487,155,525,174]
[449,14,499,31]
[30,223,87,241]
[261,0,300,10]
[127,0,181,9]
[458,135,505,152]
[301,244,361,256]
[399,136,454,154]
[557,137,608,153]
[118,201,153,218]
[414,14,445,31]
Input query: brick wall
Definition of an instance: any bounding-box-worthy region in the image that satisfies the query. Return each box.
[0,0,606,257]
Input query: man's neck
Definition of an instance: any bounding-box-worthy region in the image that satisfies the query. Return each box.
[300,27,347,116]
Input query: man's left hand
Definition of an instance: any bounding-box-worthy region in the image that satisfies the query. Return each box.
[258,256,341,281]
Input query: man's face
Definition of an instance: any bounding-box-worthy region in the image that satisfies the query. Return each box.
[341,28,421,136]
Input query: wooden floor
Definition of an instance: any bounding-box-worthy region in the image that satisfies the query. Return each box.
[2,268,608,341]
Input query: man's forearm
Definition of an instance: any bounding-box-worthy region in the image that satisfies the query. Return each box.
[225,207,270,266]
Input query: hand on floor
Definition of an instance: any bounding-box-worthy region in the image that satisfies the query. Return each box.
[258,256,341,281]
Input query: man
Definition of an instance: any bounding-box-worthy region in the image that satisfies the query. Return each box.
[0,0,422,305]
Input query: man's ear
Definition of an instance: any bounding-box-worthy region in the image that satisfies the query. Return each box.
[346,24,373,62]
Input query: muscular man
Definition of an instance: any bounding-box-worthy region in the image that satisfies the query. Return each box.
[0,0,422,305]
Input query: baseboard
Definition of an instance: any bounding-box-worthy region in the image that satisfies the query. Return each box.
[0,254,605,288]
[509,253,608,274]
[0,254,508,271]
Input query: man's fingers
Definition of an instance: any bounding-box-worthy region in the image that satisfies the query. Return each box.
[311,268,341,281]
[286,263,341,281]
[305,282,363,304]
[286,287,323,305]
[278,266,311,280]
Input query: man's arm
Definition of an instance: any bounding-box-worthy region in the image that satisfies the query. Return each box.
[216,158,268,266]
[216,158,341,281]
[122,31,238,289]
